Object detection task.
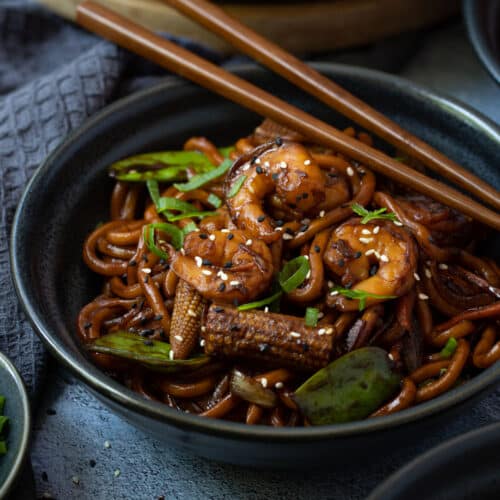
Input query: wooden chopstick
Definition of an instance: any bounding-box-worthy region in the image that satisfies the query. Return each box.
[75,1,500,231]
[163,0,500,213]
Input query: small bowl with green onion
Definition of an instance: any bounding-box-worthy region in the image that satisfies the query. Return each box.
[0,351,31,498]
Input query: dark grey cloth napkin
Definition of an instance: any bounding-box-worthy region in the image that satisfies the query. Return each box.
[0,1,223,398]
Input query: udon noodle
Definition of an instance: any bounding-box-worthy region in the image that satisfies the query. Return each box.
[78,120,500,426]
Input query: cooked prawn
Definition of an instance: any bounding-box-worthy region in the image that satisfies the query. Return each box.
[324,219,417,311]
[225,141,350,243]
[171,229,274,303]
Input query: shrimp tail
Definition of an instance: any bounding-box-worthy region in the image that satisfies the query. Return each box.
[170,279,207,359]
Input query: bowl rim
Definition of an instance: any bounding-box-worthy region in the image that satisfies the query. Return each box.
[463,0,500,85]
[367,420,500,499]
[10,62,500,442]
[0,351,31,499]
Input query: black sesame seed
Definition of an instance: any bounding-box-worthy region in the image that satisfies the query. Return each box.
[218,283,226,292]
[354,251,362,259]
[143,339,154,346]
[131,303,137,309]
[302,342,310,352]
[300,224,309,233]
[121,273,128,280]
[84,322,92,329]
[369,264,378,276]
[251,156,258,165]
[344,281,353,289]
[314,245,321,253]
[302,192,309,199]
[259,343,270,352]
[154,314,163,321]
[338,259,345,268]
[230,325,240,332]
[159,329,166,339]
[256,166,263,174]
[257,215,266,222]
[89,460,96,468]
[140,329,154,337]
[275,137,283,146]
[296,194,302,202]
[285,227,294,235]
[128,260,137,267]
[289,203,296,209]
[224,261,233,268]
[140,317,149,326]
[46,408,57,416]
[199,233,208,239]
[227,233,234,240]
[214,306,224,313]
[328,172,338,179]
[202,259,213,266]
[275,219,284,227]
[144,276,149,284]
[232,298,240,307]
[159,258,166,265]
[142,254,149,262]
[272,173,279,181]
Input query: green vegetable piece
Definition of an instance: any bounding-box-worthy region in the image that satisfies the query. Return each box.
[440,337,458,358]
[293,347,400,425]
[88,331,210,373]
[305,307,319,327]
[0,441,7,455]
[173,159,232,192]
[330,286,397,311]
[182,222,198,235]
[237,291,283,311]
[351,203,399,224]
[279,256,310,293]
[227,175,247,198]
[166,211,216,222]
[0,415,8,434]
[207,193,222,208]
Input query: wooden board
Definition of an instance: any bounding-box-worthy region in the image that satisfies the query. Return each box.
[38,0,460,54]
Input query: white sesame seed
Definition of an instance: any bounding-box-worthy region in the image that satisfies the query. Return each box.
[380,254,389,263]
[275,381,284,389]
[264,161,270,168]
[414,272,421,281]
[229,280,240,286]
[201,269,212,276]
[373,226,380,234]
[114,469,121,478]
[388,353,394,361]
[319,210,325,217]
[200,339,206,347]
[217,271,228,281]
[195,256,202,267]
[209,234,216,241]
[318,328,326,335]
[245,239,253,246]
[438,263,448,270]
[317,312,324,319]
[180,248,185,255]
[104,441,111,449]
[187,309,197,317]
[142,267,152,274]
[488,286,496,294]
[276,227,283,231]
[248,185,255,194]
[328,280,334,288]
[330,290,339,296]
[72,476,80,485]
[304,159,311,166]
[255,158,261,165]
[418,293,429,300]
[169,350,175,360]
[290,331,301,338]
[374,250,381,259]
[174,335,183,342]
[261,378,268,388]
[296,232,305,237]
[302,218,311,225]
[361,229,371,235]
[306,270,311,280]
[283,233,294,240]
[264,306,269,313]
[394,221,403,226]
[365,249,375,256]
[325,327,334,335]
[347,166,354,176]
[279,161,288,169]
[221,229,230,233]
[425,268,432,279]
[304,255,310,260]
[359,237,374,244]
[201,325,206,332]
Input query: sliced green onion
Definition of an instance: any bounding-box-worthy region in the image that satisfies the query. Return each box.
[166,211,216,222]
[156,197,198,214]
[219,146,235,158]
[279,256,310,293]
[227,175,247,198]
[174,159,232,192]
[144,222,184,261]
[440,337,458,358]
[237,291,283,311]
[207,193,222,208]
[305,307,319,327]
[182,222,198,235]
[146,179,161,207]
[330,286,397,311]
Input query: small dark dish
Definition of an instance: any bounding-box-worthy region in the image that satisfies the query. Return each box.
[463,0,500,85]
[368,421,500,499]
[0,352,31,498]
[10,64,500,468]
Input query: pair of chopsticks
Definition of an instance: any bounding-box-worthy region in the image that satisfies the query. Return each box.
[75,0,500,231]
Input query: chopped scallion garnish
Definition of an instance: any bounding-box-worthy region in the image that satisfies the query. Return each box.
[182,222,198,235]
[174,159,232,192]
[279,256,310,293]
[227,175,247,198]
[440,337,458,358]
[330,286,397,311]
[237,291,283,311]
[351,203,399,224]
[305,307,319,327]
[166,211,216,222]
[207,193,222,208]
[143,222,184,260]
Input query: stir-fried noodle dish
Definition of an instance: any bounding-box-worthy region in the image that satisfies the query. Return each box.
[79,120,500,426]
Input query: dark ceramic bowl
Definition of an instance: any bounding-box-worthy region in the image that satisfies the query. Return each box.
[368,421,500,499]
[0,352,31,498]
[10,64,500,468]
[463,0,500,85]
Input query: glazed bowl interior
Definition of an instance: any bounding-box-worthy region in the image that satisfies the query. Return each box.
[10,64,500,465]
[0,352,31,498]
